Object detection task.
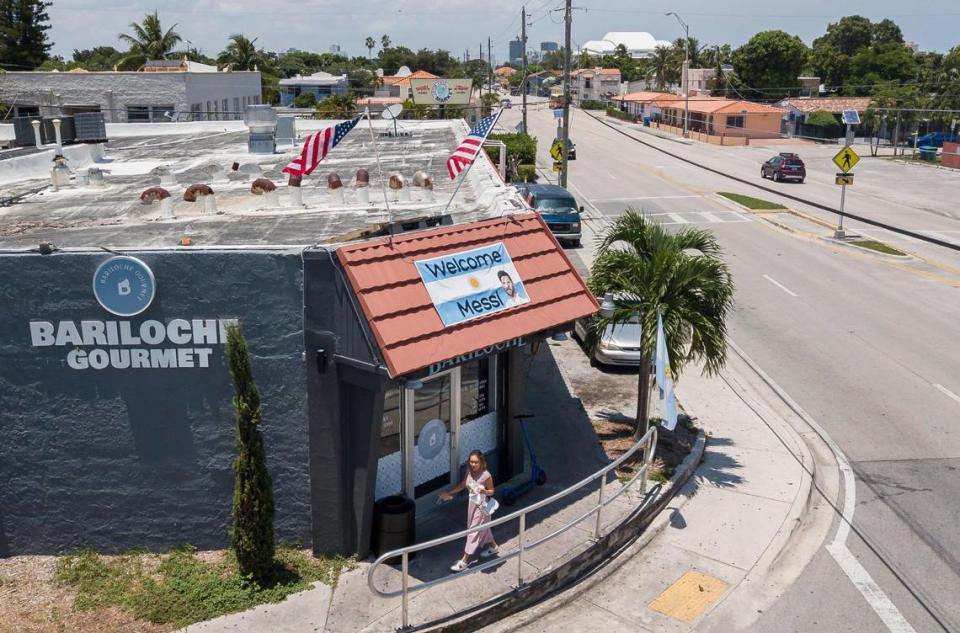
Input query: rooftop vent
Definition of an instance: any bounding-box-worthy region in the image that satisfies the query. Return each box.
[244,104,277,154]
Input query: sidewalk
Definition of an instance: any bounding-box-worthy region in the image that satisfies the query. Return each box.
[481,352,817,632]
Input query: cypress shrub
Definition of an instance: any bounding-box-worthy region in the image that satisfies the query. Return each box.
[226,324,275,582]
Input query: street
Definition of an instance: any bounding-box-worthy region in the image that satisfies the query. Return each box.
[496,103,960,633]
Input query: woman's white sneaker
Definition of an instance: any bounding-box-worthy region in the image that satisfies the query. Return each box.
[450,559,469,572]
[480,545,500,558]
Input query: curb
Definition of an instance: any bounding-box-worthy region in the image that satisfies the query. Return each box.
[819,236,914,260]
[428,431,707,632]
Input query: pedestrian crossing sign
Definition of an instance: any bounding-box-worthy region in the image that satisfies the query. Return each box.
[550,141,565,162]
[552,161,562,173]
[833,146,860,172]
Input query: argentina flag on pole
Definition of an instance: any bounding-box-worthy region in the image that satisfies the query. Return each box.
[416,242,530,328]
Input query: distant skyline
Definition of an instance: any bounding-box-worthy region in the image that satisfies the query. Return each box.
[47,0,960,64]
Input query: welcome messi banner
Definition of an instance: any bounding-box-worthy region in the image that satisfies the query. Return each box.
[416,242,530,327]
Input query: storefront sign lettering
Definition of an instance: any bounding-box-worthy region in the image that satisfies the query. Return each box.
[416,242,530,327]
[427,337,525,376]
[28,318,237,370]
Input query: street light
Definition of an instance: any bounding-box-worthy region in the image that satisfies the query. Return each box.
[666,12,690,138]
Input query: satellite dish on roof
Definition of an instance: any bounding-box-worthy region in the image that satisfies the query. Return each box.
[381,103,404,136]
[381,103,404,120]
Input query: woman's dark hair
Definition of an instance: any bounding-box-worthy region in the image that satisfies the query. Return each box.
[467,449,487,471]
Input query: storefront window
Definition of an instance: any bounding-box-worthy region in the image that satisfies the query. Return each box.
[460,358,490,422]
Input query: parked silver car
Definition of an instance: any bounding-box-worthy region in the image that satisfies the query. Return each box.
[573,317,643,366]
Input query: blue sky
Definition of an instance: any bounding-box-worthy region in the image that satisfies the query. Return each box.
[48,0,960,61]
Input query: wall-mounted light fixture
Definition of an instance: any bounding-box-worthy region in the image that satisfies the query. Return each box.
[315,348,328,374]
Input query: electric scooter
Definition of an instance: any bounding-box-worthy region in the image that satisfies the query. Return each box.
[499,414,547,505]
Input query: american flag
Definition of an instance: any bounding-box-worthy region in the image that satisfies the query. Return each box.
[282,116,361,177]
[446,111,502,179]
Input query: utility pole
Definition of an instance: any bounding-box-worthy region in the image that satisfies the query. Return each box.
[666,12,690,138]
[488,36,493,98]
[560,0,572,187]
[479,43,483,103]
[521,5,528,135]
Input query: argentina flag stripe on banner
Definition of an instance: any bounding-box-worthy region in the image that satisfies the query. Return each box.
[416,242,530,327]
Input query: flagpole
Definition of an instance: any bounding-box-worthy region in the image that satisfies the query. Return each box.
[440,108,503,217]
[364,107,393,227]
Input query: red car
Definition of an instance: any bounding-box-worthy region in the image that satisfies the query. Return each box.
[761,153,806,183]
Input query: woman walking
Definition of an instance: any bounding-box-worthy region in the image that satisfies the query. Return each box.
[439,449,500,572]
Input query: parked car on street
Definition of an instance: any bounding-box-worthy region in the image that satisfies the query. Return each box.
[761,152,806,183]
[573,315,643,367]
[515,183,583,246]
[915,131,958,148]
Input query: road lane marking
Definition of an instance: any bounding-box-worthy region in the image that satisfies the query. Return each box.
[762,274,798,297]
[730,341,917,633]
[699,212,721,223]
[934,384,960,405]
[667,213,690,224]
[607,172,617,180]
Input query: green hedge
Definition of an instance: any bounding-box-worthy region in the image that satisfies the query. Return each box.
[517,164,539,183]
[580,100,606,110]
[485,132,538,165]
[606,107,633,122]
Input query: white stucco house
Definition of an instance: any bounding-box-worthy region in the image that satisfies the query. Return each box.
[0,59,261,122]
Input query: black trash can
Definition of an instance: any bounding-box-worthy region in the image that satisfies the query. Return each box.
[372,494,416,562]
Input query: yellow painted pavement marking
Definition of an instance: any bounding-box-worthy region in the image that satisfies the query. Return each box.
[648,570,729,623]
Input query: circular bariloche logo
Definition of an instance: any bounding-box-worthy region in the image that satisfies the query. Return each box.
[417,418,447,460]
[92,256,156,317]
[432,80,452,104]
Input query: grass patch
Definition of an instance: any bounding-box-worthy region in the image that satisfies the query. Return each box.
[849,239,906,256]
[717,192,787,210]
[56,545,354,628]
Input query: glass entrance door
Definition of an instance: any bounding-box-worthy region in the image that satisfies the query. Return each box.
[403,370,461,510]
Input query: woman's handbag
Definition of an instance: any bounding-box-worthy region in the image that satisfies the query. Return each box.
[482,497,499,516]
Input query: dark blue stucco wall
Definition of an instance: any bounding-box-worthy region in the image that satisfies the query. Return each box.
[0,248,308,555]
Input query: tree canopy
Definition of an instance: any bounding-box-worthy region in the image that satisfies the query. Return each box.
[117,12,182,70]
[0,0,53,70]
[732,30,808,100]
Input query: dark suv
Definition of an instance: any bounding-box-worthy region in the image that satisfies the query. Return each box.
[515,183,583,246]
[761,153,806,183]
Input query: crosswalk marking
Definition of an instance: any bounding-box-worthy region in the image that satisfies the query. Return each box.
[856,228,960,246]
[699,212,721,223]
[667,212,690,224]
[920,230,960,247]
[592,210,753,225]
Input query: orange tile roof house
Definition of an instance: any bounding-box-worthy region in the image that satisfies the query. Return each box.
[656,97,785,139]
[376,69,440,101]
[776,96,873,137]
[610,91,677,119]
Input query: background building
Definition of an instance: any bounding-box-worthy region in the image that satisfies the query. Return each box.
[278,71,349,106]
[580,32,671,59]
[0,60,261,122]
[570,68,622,105]
[540,41,559,52]
[509,37,524,64]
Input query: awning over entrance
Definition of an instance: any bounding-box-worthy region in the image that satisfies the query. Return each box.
[336,212,599,377]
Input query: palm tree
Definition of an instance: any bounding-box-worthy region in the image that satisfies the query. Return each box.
[380,35,391,50]
[117,12,182,70]
[588,210,734,436]
[365,36,376,60]
[218,34,260,71]
[651,45,671,91]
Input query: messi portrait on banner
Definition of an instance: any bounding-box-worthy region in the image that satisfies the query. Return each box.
[416,242,530,327]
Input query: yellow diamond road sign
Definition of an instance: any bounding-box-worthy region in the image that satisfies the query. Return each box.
[550,141,565,162]
[833,146,860,172]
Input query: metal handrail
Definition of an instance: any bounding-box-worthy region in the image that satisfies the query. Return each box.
[367,426,658,630]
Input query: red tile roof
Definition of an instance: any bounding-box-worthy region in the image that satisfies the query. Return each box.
[779,97,873,113]
[381,70,439,87]
[336,213,599,377]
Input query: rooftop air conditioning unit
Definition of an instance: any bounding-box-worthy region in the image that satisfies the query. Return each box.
[42,115,76,145]
[75,112,108,143]
[244,104,277,154]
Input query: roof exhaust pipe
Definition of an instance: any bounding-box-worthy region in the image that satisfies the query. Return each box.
[251,178,278,207]
[354,169,370,206]
[184,184,216,214]
[141,186,174,219]
[328,173,344,205]
[287,174,303,207]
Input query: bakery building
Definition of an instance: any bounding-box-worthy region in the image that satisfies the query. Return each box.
[0,117,597,558]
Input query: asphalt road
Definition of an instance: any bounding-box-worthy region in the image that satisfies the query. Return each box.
[496,104,960,633]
